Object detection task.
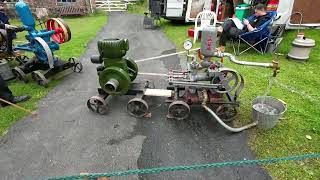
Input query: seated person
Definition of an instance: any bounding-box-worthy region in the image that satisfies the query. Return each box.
[217,3,271,52]
[0,74,30,107]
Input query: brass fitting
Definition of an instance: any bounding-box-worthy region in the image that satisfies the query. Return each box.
[201,90,208,106]
[272,60,280,77]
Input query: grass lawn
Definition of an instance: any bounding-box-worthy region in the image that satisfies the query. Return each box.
[129,2,320,179]
[0,13,107,135]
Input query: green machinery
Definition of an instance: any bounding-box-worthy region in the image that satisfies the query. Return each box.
[91,39,138,95]
[87,38,154,115]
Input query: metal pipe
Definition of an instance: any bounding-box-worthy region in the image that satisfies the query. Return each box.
[202,105,258,132]
[201,90,257,133]
[105,79,119,92]
[220,52,275,68]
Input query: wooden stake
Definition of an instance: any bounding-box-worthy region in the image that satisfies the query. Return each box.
[0,98,33,114]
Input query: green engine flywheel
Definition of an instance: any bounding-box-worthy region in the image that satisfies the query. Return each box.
[99,66,131,95]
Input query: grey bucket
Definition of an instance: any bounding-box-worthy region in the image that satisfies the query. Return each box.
[252,96,287,129]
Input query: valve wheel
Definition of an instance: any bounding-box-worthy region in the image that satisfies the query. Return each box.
[212,69,239,93]
[87,95,108,115]
[47,18,71,44]
[12,67,28,83]
[126,58,138,81]
[168,100,190,120]
[127,98,149,118]
[216,104,238,122]
[31,70,49,87]
[68,57,83,73]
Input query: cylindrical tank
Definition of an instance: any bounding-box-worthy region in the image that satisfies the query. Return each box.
[200,26,217,58]
[15,0,35,28]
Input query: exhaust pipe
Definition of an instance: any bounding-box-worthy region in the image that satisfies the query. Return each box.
[105,79,119,93]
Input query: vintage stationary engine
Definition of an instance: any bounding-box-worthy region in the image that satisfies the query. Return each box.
[8,0,82,87]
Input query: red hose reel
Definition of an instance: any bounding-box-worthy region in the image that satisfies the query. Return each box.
[46,18,71,44]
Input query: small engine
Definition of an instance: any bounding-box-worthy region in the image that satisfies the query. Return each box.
[91,39,138,95]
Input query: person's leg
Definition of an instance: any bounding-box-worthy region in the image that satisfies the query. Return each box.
[0,74,14,105]
[222,19,236,32]
[0,75,30,106]
[217,20,238,51]
[229,28,245,39]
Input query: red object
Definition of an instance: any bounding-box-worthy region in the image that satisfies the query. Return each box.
[267,0,279,11]
[47,18,68,44]
[188,28,201,39]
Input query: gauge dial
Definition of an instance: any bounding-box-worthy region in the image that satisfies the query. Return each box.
[183,39,193,50]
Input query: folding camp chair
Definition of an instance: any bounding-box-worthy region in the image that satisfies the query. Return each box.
[232,11,277,55]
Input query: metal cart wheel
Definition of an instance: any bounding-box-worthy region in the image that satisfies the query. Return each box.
[87,95,108,115]
[69,57,83,73]
[168,100,190,120]
[215,104,238,122]
[127,98,149,118]
[31,70,49,87]
[12,67,28,83]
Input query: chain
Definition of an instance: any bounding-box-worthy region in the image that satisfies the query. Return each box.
[39,153,320,180]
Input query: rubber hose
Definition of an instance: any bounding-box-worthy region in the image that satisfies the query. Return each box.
[202,105,258,133]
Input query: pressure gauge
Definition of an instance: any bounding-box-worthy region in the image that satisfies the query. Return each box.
[183,39,193,50]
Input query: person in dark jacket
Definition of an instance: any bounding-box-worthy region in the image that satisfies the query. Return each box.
[216,4,271,52]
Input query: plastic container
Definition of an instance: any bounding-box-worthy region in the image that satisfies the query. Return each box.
[188,28,201,39]
[252,96,287,130]
[288,33,316,61]
[235,4,251,20]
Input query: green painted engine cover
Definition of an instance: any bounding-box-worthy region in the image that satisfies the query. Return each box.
[96,38,138,95]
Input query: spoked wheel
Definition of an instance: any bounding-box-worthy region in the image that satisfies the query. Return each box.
[213,68,239,93]
[87,95,108,115]
[68,57,83,73]
[46,18,71,44]
[127,98,149,118]
[215,104,238,122]
[12,67,28,83]
[31,70,49,87]
[167,100,190,120]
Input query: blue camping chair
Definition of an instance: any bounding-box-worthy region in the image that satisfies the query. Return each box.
[232,11,277,55]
